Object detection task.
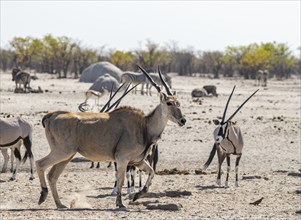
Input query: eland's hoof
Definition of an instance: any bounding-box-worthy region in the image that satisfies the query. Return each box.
[57,204,68,209]
[38,188,48,205]
[29,176,35,180]
[235,181,239,187]
[9,177,16,181]
[111,188,117,196]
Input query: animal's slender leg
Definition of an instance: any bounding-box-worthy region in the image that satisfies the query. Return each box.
[10,148,21,181]
[111,162,118,195]
[225,155,231,187]
[47,154,75,209]
[131,167,136,193]
[1,149,9,173]
[133,160,154,202]
[35,150,76,206]
[115,160,127,208]
[23,136,35,180]
[96,162,100,168]
[126,166,132,194]
[138,170,142,191]
[90,162,94,169]
[235,154,242,187]
[216,148,226,186]
[10,148,14,172]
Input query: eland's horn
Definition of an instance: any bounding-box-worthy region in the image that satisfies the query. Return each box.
[225,89,259,123]
[158,65,172,96]
[221,86,236,123]
[137,65,161,93]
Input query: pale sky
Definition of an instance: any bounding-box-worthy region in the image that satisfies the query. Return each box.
[1,1,300,54]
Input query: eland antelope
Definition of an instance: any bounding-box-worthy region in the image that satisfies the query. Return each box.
[202,86,258,187]
[0,117,35,180]
[36,65,186,209]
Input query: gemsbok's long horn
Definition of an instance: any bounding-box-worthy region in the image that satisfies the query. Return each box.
[99,82,126,112]
[137,65,161,93]
[221,86,236,124]
[106,83,140,112]
[158,66,172,96]
[225,89,259,123]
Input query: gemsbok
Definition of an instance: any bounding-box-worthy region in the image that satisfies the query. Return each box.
[36,65,186,209]
[0,117,35,180]
[202,86,258,187]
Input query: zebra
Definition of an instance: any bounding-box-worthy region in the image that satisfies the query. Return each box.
[256,70,269,87]
[262,70,269,87]
[111,143,159,195]
[203,85,218,97]
[147,73,172,96]
[192,85,218,98]
[191,88,208,98]
[202,86,258,187]
[11,68,32,93]
[121,71,147,95]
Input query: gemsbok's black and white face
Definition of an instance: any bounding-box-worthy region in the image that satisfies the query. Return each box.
[213,120,230,144]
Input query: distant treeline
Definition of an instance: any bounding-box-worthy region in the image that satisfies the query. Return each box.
[0,34,300,79]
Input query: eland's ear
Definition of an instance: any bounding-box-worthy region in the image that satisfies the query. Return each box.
[213,119,220,125]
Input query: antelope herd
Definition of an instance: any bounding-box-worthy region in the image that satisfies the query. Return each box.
[0,65,261,210]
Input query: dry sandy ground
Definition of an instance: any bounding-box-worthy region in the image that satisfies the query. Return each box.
[0,72,300,219]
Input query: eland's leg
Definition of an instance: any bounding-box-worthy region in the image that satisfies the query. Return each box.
[115,160,128,208]
[133,160,154,202]
[225,155,231,187]
[216,150,226,186]
[235,154,242,187]
[1,149,9,173]
[36,150,76,207]
[47,154,75,209]
[111,162,118,195]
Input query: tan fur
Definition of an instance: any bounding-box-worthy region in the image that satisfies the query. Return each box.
[36,95,185,209]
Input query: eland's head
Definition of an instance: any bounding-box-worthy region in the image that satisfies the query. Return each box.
[213,86,258,144]
[137,65,186,127]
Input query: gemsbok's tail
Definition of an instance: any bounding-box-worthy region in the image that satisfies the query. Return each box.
[202,144,217,171]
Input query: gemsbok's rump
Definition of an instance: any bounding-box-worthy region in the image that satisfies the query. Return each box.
[0,117,35,180]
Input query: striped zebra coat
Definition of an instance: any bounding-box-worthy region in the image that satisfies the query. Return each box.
[11,68,31,92]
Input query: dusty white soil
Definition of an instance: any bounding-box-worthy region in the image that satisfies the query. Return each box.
[0,72,300,219]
